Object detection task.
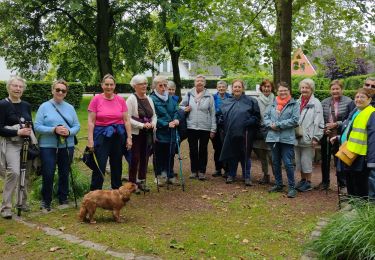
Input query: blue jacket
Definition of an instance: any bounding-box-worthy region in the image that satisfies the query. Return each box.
[150,92,180,143]
[35,100,80,148]
[213,92,231,114]
[264,98,299,145]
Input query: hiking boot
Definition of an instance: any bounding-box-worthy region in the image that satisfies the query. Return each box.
[245,178,253,186]
[198,172,206,181]
[258,174,270,185]
[226,176,234,184]
[268,185,283,193]
[1,209,12,219]
[297,181,312,192]
[315,182,330,190]
[287,188,297,198]
[189,172,198,179]
[212,170,222,177]
[295,179,306,190]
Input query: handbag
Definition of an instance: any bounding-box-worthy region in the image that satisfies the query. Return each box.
[27,143,40,160]
[49,102,79,145]
[295,126,303,138]
[335,141,358,166]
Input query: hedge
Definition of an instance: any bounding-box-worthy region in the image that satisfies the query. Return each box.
[85,83,133,93]
[0,81,83,110]
[291,89,357,101]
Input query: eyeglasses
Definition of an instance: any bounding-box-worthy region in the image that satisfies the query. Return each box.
[10,84,24,89]
[55,88,67,94]
[355,95,369,100]
[136,83,148,86]
[364,83,375,89]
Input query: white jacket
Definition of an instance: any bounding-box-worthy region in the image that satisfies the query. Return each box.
[126,94,157,135]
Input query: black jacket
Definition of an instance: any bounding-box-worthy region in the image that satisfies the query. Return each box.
[219,94,260,162]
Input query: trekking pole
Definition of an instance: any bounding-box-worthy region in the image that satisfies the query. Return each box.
[152,131,159,193]
[176,130,185,191]
[244,128,248,187]
[167,129,174,191]
[66,140,77,208]
[17,136,29,217]
[326,135,330,196]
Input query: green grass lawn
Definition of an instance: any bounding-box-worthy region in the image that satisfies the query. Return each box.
[0,96,338,259]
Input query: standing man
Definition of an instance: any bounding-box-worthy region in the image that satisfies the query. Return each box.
[212,81,231,177]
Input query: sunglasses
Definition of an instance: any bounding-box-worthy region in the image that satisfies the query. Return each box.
[365,83,375,89]
[55,88,67,94]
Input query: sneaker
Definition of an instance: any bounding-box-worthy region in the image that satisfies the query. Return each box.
[189,172,198,179]
[223,171,229,178]
[15,204,30,212]
[258,174,270,185]
[212,170,222,177]
[155,176,165,186]
[295,179,306,190]
[268,185,283,193]
[287,188,297,198]
[198,172,206,181]
[1,210,12,219]
[167,177,179,185]
[245,178,253,186]
[40,204,51,214]
[297,181,312,192]
[226,176,234,184]
[57,202,70,210]
[139,182,150,192]
[315,182,329,190]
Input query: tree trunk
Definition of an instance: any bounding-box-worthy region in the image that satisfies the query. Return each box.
[279,0,293,87]
[96,0,113,78]
[170,50,182,98]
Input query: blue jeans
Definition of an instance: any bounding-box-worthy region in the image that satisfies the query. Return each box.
[228,157,251,179]
[40,147,74,206]
[269,142,295,188]
[368,169,375,200]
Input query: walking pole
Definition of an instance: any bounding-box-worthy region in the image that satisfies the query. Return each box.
[152,131,160,193]
[167,128,174,190]
[244,128,248,187]
[17,136,30,217]
[326,135,330,196]
[176,130,185,191]
[65,140,78,208]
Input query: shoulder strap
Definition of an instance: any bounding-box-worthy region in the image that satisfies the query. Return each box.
[50,101,72,128]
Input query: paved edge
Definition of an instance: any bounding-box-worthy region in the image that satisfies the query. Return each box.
[13,216,161,260]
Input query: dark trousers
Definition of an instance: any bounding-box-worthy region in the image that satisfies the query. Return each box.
[129,131,150,183]
[187,129,210,173]
[211,128,227,172]
[91,133,124,190]
[345,169,369,199]
[40,147,74,206]
[321,135,345,186]
[229,157,251,179]
[155,141,176,178]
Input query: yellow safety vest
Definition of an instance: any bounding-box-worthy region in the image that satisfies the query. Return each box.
[347,105,375,155]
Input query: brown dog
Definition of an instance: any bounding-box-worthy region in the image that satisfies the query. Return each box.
[78,182,137,223]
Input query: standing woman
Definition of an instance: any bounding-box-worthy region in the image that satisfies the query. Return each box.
[87,74,132,191]
[35,80,80,211]
[0,76,34,219]
[180,75,216,180]
[332,88,375,199]
[220,80,260,185]
[320,80,352,190]
[295,79,324,192]
[150,76,179,185]
[264,82,299,198]
[126,75,157,192]
[253,79,275,184]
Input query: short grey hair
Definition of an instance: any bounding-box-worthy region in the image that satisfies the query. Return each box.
[217,80,228,88]
[195,74,206,84]
[168,80,176,89]
[299,78,315,92]
[152,75,167,89]
[7,75,27,91]
[130,74,148,88]
[365,77,375,82]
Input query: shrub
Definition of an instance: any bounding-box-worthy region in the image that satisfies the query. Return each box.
[30,163,91,202]
[291,89,357,101]
[85,82,133,93]
[342,74,375,90]
[0,81,83,110]
[307,200,375,259]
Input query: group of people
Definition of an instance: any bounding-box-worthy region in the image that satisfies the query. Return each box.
[0,74,374,218]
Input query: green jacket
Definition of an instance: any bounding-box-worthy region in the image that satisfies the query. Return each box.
[150,92,180,143]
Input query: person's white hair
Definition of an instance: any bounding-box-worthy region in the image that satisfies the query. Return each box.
[6,75,27,91]
[299,78,315,92]
[167,80,176,89]
[152,75,167,89]
[195,74,206,84]
[130,74,148,88]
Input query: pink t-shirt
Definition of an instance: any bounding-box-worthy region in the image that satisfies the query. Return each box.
[88,94,128,126]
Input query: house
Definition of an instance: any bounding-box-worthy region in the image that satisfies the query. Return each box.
[145,59,224,79]
[291,48,317,76]
[0,57,13,80]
